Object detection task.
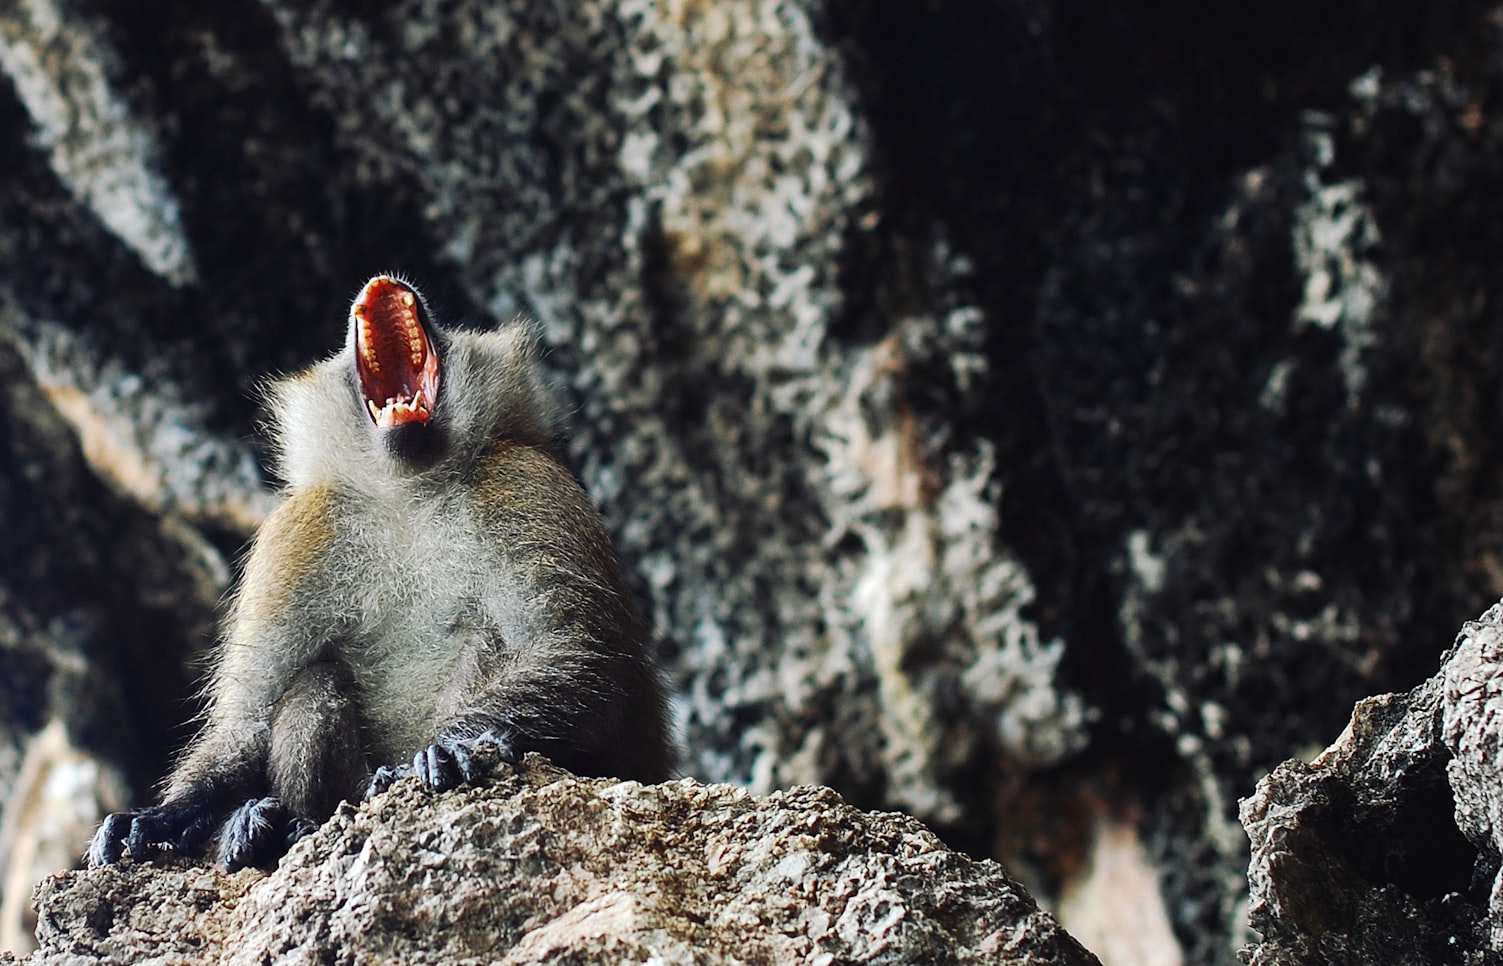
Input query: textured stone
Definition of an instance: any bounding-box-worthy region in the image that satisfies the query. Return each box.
[17,756,1097,965]
[1443,609,1503,950]
[1240,601,1503,965]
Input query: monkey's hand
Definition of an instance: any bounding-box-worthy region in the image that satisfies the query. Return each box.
[86,799,222,867]
[365,730,517,798]
[218,797,317,871]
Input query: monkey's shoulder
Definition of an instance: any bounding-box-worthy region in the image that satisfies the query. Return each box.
[257,483,339,546]
[465,439,580,496]
[233,485,342,618]
[463,440,619,557]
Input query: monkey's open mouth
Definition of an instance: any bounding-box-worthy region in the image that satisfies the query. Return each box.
[351,275,441,428]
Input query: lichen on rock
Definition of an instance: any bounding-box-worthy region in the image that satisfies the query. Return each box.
[1240,601,1503,965]
[17,755,1098,965]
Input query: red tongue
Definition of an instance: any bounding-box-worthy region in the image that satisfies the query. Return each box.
[351,276,440,428]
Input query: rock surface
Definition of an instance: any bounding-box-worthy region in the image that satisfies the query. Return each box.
[1241,600,1503,964]
[10,755,1097,965]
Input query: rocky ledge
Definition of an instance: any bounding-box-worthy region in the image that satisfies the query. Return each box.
[4,755,1096,965]
[1241,601,1503,965]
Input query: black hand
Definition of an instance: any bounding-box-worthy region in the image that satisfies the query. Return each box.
[218,797,315,871]
[86,796,222,867]
[412,730,518,792]
[365,761,414,799]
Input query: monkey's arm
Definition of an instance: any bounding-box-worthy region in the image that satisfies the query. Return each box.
[383,652,662,793]
[88,488,340,866]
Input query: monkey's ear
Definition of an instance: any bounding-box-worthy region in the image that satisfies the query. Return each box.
[442,322,563,448]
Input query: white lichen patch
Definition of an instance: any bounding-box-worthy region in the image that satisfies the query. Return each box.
[613,0,867,375]
[814,279,1088,818]
[0,0,197,286]
[1291,117,1386,402]
[14,317,271,534]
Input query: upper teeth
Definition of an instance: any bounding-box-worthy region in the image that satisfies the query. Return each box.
[359,319,381,372]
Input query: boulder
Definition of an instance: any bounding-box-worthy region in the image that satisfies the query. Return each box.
[1241,601,1503,964]
[14,756,1097,965]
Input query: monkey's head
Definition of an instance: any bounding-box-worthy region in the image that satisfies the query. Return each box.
[267,274,561,487]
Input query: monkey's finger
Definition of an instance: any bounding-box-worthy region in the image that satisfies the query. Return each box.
[220,797,298,871]
[124,798,219,857]
[450,740,479,784]
[124,811,169,860]
[285,816,317,847]
[86,812,132,867]
[414,743,462,791]
[458,728,518,767]
[364,762,412,799]
[481,730,519,767]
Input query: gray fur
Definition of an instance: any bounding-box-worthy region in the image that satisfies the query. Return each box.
[89,304,670,869]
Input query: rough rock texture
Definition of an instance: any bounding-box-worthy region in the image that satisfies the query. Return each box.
[10,755,1097,965]
[1240,600,1503,965]
[7,0,1503,963]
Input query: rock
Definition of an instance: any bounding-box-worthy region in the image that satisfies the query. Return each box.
[1240,600,1503,964]
[1442,606,1503,951]
[17,756,1097,965]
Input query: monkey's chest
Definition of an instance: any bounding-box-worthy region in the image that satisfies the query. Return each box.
[332,502,507,756]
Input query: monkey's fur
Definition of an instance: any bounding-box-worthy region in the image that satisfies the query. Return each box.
[89,276,671,870]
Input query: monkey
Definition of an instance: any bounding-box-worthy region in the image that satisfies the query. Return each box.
[87,275,671,870]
